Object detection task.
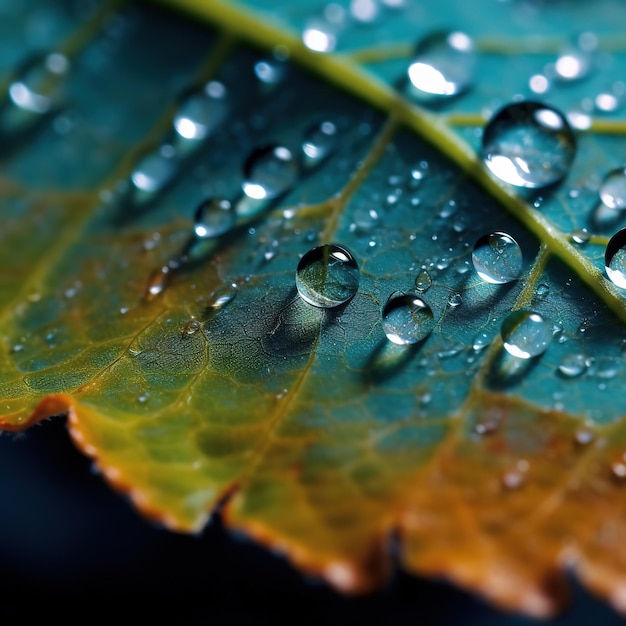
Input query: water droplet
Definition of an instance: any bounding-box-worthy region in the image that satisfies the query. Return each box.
[131,146,177,194]
[599,168,626,210]
[206,282,238,309]
[605,228,626,289]
[350,0,380,23]
[182,319,201,336]
[193,197,235,239]
[254,55,289,87]
[382,291,435,345]
[529,74,550,95]
[554,46,591,82]
[535,283,550,298]
[352,206,380,233]
[302,120,338,166]
[242,145,299,200]
[406,30,476,103]
[558,353,589,378]
[414,270,432,292]
[173,81,228,142]
[612,460,626,480]
[447,292,462,308]
[501,469,525,490]
[138,393,149,404]
[472,330,491,352]
[481,101,576,189]
[145,266,170,301]
[295,244,359,308]
[500,310,552,359]
[574,427,595,446]
[7,52,69,116]
[302,6,345,53]
[471,232,523,284]
[570,228,590,245]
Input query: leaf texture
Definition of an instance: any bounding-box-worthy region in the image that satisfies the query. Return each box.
[3,0,626,617]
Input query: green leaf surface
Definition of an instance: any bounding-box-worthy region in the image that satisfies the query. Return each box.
[3,0,626,617]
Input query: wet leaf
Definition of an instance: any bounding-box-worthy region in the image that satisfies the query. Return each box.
[3,0,626,617]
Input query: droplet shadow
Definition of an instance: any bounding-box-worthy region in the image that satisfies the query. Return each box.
[485,346,542,390]
[364,337,425,384]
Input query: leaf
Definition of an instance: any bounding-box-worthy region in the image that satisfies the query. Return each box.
[3,0,626,617]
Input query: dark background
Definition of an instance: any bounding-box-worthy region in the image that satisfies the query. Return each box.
[0,418,623,625]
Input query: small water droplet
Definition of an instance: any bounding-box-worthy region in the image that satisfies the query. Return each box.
[302,7,344,53]
[182,319,201,336]
[501,309,552,359]
[206,282,238,309]
[481,101,576,189]
[574,427,595,446]
[7,52,69,117]
[302,120,338,166]
[11,344,24,353]
[138,393,149,404]
[193,197,235,239]
[145,266,170,301]
[471,231,523,284]
[382,291,435,345]
[242,145,299,200]
[536,283,550,298]
[350,0,380,23]
[254,55,289,87]
[570,228,590,245]
[131,146,177,194]
[529,74,550,95]
[295,244,359,308]
[599,168,626,210]
[352,206,380,232]
[472,330,491,352]
[605,228,626,288]
[501,469,525,490]
[554,45,591,82]
[447,292,462,308]
[612,460,626,479]
[558,353,589,378]
[414,270,432,292]
[119,306,129,315]
[406,30,476,103]
[173,81,228,143]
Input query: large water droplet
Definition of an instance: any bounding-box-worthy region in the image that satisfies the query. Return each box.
[173,81,228,142]
[406,31,475,103]
[599,168,626,210]
[501,310,552,359]
[472,232,523,284]
[295,244,359,308]
[242,145,299,200]
[481,101,576,189]
[193,197,235,239]
[302,120,338,166]
[605,228,626,289]
[382,291,435,345]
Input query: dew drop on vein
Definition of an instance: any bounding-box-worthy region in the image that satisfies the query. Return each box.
[481,101,576,189]
[605,228,626,289]
[405,30,476,103]
[501,310,552,359]
[414,270,432,292]
[296,244,359,308]
[382,291,435,345]
[471,232,523,284]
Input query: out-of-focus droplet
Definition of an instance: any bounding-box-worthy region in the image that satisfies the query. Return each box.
[131,146,177,195]
[145,266,171,301]
[302,5,346,53]
[207,282,238,310]
[605,228,626,289]
[599,167,626,210]
[173,81,228,143]
[242,145,299,200]
[193,197,235,239]
[501,309,552,359]
[482,101,576,189]
[447,292,462,307]
[382,290,435,345]
[406,30,476,103]
[296,244,359,308]
[302,120,338,166]
[472,231,523,284]
[254,54,289,87]
[558,353,589,378]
